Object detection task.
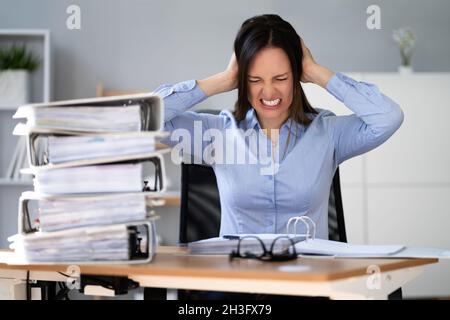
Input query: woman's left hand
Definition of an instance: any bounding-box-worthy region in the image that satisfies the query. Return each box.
[300,38,335,88]
[300,38,317,83]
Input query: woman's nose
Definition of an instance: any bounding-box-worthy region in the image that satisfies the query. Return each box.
[261,85,278,99]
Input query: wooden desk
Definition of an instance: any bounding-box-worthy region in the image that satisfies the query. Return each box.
[0,247,438,299]
[163,195,180,206]
[160,191,181,206]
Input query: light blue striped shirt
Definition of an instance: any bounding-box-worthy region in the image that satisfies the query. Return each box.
[155,73,404,239]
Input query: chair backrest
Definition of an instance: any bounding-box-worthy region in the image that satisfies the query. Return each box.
[179,163,347,243]
[327,166,347,242]
[179,164,222,243]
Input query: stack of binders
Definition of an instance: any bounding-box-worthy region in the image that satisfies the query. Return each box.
[8,93,170,264]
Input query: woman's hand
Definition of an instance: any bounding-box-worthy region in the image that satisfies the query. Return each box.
[224,52,238,91]
[198,52,238,97]
[300,38,335,88]
[300,38,317,83]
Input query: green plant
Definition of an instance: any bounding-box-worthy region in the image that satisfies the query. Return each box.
[0,44,40,71]
[393,27,416,67]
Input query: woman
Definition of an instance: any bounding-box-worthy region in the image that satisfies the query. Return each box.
[155,14,403,239]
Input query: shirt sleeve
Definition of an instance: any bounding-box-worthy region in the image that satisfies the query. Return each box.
[153,79,230,161]
[324,73,404,166]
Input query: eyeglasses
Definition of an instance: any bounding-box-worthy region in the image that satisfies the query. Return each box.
[229,235,298,262]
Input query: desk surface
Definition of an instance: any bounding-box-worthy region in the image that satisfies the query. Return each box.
[0,246,437,282]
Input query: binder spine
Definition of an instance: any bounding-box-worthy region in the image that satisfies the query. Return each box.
[17,194,156,263]
[17,197,34,235]
[25,131,169,169]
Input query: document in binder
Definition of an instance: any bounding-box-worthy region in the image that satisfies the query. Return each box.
[21,154,166,194]
[18,191,166,232]
[6,192,159,264]
[13,125,169,169]
[188,233,304,255]
[12,92,163,133]
[187,216,405,257]
[8,220,157,264]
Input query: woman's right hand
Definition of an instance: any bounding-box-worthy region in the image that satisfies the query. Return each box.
[198,52,238,97]
[224,52,238,91]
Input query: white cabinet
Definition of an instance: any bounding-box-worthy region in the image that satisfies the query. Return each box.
[364,73,450,184]
[363,73,450,298]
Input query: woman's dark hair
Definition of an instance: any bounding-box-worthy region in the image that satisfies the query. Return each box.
[233,14,317,125]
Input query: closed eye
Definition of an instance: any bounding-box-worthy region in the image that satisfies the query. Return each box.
[276,78,288,81]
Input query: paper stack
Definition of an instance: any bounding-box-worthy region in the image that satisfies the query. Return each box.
[8,93,169,264]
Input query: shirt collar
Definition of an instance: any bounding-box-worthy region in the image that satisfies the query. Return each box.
[245,107,259,130]
[244,108,303,138]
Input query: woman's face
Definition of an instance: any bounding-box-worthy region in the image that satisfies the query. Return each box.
[247,46,293,129]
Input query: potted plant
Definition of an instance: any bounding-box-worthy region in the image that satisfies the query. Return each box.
[392,27,416,74]
[0,44,40,108]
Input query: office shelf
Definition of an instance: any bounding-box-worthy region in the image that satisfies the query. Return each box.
[0,178,32,186]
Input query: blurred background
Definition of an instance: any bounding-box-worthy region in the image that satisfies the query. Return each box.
[0,0,449,298]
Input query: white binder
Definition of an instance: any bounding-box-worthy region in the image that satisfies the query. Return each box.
[13,124,170,169]
[8,219,158,265]
[13,92,164,133]
[17,191,166,233]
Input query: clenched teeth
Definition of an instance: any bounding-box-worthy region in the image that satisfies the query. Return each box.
[261,98,281,106]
